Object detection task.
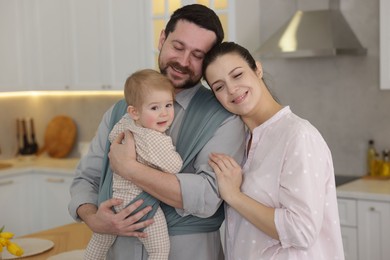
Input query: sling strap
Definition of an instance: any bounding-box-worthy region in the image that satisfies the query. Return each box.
[98,86,231,235]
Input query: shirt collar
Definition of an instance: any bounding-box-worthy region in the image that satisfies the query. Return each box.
[174,83,203,110]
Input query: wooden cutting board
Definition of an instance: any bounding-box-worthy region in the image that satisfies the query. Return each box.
[40,115,77,158]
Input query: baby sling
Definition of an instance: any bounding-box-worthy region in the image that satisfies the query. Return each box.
[98,86,231,235]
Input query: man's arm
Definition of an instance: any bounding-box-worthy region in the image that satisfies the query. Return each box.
[109,115,246,217]
[69,107,112,221]
[68,105,153,236]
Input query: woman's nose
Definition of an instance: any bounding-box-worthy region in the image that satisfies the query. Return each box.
[226,83,238,94]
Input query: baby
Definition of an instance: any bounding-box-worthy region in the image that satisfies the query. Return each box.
[84,69,182,260]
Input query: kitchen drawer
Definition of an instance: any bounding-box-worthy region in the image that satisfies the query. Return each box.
[338,198,357,227]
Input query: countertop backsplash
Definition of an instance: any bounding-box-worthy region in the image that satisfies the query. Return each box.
[0,94,122,159]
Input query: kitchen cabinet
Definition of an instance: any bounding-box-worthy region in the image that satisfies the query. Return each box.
[33,171,75,232]
[357,200,390,260]
[338,198,358,260]
[0,172,33,236]
[0,169,75,236]
[0,0,149,91]
[338,179,390,260]
[0,0,26,92]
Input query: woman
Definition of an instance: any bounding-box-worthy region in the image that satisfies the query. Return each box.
[202,42,344,259]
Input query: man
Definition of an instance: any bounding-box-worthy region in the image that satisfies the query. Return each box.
[69,4,245,260]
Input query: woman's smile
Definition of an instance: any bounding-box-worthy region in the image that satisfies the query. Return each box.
[231,91,248,104]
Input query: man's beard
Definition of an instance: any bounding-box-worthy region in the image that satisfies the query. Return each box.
[160,61,200,90]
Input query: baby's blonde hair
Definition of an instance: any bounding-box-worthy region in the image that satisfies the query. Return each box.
[124,69,175,109]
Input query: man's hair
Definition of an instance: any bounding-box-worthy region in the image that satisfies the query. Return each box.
[165,4,224,46]
[124,69,175,109]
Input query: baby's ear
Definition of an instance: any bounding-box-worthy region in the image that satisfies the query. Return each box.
[127,106,140,120]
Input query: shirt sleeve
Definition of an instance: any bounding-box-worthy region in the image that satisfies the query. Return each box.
[274,129,333,249]
[176,115,246,218]
[138,132,183,174]
[68,105,113,221]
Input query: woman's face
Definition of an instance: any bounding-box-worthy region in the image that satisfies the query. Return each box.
[205,53,262,116]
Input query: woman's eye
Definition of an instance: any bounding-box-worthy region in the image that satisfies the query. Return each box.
[214,85,223,92]
[234,72,242,78]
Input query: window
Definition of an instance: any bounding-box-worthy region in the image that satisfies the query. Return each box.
[149,0,235,68]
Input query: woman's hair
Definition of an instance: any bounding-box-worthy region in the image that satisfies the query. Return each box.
[202,42,279,102]
[124,69,175,108]
[202,41,257,78]
[165,4,224,47]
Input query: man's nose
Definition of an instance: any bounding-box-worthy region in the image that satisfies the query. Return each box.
[178,51,191,67]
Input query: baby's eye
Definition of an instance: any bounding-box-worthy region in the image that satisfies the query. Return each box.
[151,106,159,111]
[166,103,173,108]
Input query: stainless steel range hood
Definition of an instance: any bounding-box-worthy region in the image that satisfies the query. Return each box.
[256,7,367,58]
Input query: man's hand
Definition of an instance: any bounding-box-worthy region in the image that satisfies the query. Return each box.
[80,198,154,238]
[109,130,137,178]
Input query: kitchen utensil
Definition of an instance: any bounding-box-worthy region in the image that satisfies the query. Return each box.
[20,118,32,155]
[38,115,77,158]
[15,118,22,156]
[29,118,39,154]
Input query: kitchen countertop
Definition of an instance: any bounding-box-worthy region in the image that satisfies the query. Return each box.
[337,177,390,202]
[17,222,92,259]
[2,156,390,202]
[0,156,80,176]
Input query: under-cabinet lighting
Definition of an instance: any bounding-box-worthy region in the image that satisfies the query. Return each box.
[0,91,122,98]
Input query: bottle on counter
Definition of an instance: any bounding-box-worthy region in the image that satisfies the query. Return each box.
[367,139,378,176]
[379,150,390,177]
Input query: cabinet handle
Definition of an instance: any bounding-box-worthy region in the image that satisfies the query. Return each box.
[370,207,375,211]
[46,178,65,183]
[0,180,14,186]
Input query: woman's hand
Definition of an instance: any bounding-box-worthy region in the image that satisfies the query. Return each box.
[208,152,243,203]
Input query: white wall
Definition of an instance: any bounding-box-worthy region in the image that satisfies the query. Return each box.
[256,0,390,176]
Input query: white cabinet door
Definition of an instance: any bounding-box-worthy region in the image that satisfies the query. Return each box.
[0,0,149,92]
[0,173,32,236]
[341,226,358,260]
[34,172,75,231]
[26,0,72,90]
[69,0,148,90]
[104,0,148,90]
[0,0,26,91]
[338,198,358,260]
[357,200,390,260]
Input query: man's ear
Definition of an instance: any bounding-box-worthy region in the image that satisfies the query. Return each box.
[127,106,140,121]
[255,61,263,78]
[158,29,166,51]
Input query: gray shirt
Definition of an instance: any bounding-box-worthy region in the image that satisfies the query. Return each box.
[69,84,246,260]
